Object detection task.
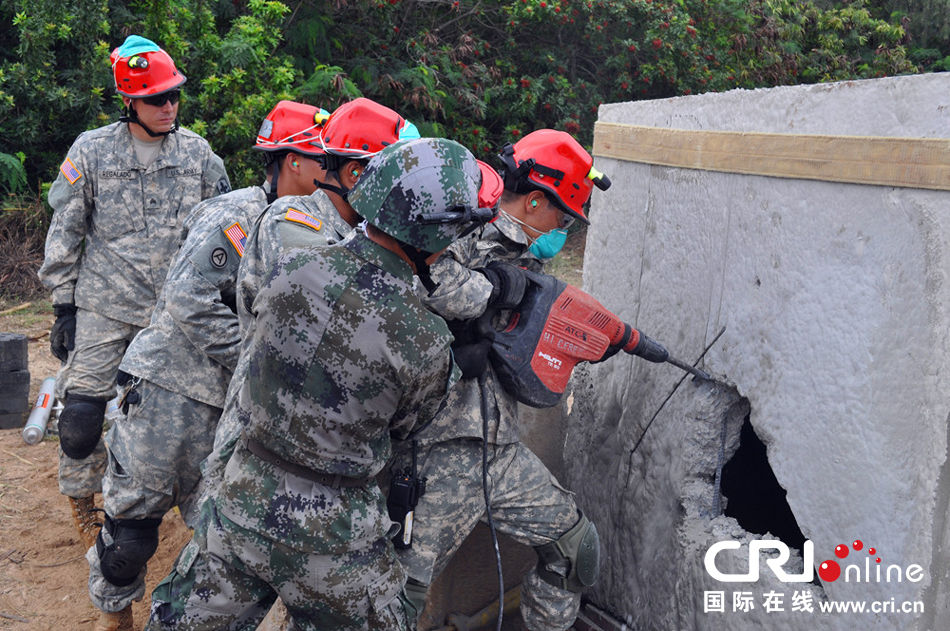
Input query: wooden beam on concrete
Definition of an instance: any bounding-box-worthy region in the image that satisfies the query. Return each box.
[593,121,950,191]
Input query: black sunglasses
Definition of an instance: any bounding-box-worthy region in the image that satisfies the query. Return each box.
[140,90,181,107]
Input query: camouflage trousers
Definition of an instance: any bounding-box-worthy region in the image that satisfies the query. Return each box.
[57,308,140,498]
[393,439,582,631]
[145,502,416,631]
[103,379,219,524]
[87,379,221,613]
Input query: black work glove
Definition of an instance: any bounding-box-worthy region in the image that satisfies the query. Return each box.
[479,261,527,310]
[448,311,496,380]
[50,303,78,362]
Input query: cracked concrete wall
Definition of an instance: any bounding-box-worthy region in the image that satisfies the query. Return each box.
[567,73,950,630]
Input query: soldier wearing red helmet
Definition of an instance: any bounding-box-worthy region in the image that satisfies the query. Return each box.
[38,35,229,570]
[254,99,331,203]
[147,137,495,631]
[199,97,419,506]
[392,129,610,631]
[110,35,188,139]
[83,100,321,631]
[497,129,611,259]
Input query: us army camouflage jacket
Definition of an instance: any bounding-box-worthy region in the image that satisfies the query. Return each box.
[217,232,459,550]
[39,121,230,327]
[418,213,544,445]
[119,186,269,408]
[237,190,352,331]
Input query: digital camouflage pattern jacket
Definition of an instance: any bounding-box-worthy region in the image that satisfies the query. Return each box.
[40,121,229,326]
[217,232,459,552]
[119,186,269,407]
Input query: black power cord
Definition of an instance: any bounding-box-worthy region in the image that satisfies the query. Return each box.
[478,371,505,631]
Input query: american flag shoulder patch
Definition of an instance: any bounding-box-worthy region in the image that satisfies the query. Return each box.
[284,208,322,232]
[60,158,83,184]
[223,222,248,257]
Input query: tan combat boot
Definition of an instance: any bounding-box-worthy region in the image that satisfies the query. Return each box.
[68,495,101,550]
[93,605,133,631]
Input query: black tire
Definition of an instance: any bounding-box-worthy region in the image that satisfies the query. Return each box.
[0,369,30,414]
[0,332,28,372]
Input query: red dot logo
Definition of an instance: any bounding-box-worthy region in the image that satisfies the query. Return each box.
[818,560,841,582]
[822,538,882,582]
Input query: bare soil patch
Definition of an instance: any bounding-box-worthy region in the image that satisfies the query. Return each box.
[0,299,191,630]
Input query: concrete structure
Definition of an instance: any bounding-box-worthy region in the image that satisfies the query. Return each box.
[567,73,950,630]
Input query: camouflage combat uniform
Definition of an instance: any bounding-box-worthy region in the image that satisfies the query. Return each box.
[147,230,458,631]
[394,213,584,631]
[39,121,229,498]
[199,190,352,495]
[85,185,268,613]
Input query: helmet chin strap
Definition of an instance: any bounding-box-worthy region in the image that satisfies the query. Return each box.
[398,243,437,293]
[120,102,179,138]
[315,170,350,199]
[266,159,281,204]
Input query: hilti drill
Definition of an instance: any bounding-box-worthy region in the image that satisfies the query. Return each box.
[491,268,711,408]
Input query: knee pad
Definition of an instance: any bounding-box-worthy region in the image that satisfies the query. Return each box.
[59,393,107,459]
[96,514,162,587]
[534,511,600,593]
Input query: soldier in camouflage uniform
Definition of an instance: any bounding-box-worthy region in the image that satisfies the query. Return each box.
[201,98,413,496]
[83,101,326,631]
[146,137,496,631]
[38,35,229,554]
[393,130,612,630]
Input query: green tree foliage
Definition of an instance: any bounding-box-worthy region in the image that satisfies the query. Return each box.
[870,0,950,71]
[731,0,916,85]
[282,0,918,160]
[0,0,934,194]
[0,151,27,199]
[101,0,299,186]
[0,0,111,185]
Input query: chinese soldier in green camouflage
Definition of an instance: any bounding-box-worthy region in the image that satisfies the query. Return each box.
[146,137,495,631]
[84,101,326,631]
[38,36,229,553]
[200,98,413,499]
[393,130,611,630]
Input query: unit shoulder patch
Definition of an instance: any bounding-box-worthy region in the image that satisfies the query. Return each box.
[284,208,323,233]
[60,158,83,185]
[223,222,248,257]
[210,247,228,269]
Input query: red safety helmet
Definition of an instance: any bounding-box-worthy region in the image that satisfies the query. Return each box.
[110,36,186,98]
[319,98,406,161]
[254,101,330,157]
[477,160,504,211]
[499,129,611,224]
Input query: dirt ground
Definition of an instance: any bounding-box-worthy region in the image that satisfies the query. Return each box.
[0,300,194,630]
[0,294,569,631]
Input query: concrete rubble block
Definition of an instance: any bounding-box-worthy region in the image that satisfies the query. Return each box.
[567,73,950,631]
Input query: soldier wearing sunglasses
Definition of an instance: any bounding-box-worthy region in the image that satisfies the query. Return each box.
[38,36,229,603]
